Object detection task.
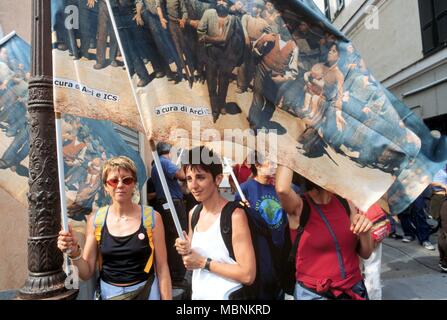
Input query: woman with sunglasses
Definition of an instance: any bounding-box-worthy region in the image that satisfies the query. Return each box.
[57,156,172,300]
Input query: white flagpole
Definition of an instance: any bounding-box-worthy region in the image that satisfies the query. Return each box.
[55,112,70,274]
[223,157,247,202]
[55,113,69,232]
[151,141,185,239]
[175,148,184,167]
[105,1,184,239]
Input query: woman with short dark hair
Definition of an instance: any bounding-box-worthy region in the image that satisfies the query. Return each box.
[175,147,256,299]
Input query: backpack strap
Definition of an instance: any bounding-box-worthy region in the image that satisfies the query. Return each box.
[334,195,351,217]
[307,196,348,279]
[288,195,310,263]
[191,203,204,234]
[93,206,109,271]
[220,201,242,260]
[94,206,109,243]
[191,201,245,261]
[142,206,155,273]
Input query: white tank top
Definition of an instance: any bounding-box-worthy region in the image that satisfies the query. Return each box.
[191,213,242,300]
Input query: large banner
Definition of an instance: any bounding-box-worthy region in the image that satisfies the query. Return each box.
[51,0,447,214]
[0,32,147,221]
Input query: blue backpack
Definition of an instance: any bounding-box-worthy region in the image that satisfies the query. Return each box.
[191,201,282,300]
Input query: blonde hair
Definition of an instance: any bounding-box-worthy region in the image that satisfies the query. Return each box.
[102,156,138,185]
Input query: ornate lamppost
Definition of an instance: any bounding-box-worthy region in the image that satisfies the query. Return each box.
[18,0,77,300]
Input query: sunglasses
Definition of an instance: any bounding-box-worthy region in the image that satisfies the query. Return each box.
[106,176,135,188]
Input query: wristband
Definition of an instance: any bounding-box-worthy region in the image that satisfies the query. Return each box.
[204,257,212,271]
[68,244,82,261]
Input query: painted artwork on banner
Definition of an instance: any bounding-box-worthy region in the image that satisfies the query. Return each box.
[51,0,143,130]
[51,0,447,213]
[0,33,30,204]
[0,33,147,221]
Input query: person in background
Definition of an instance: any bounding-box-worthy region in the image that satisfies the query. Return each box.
[360,203,385,300]
[151,142,187,286]
[398,188,436,251]
[430,164,447,220]
[387,214,403,240]
[146,176,157,208]
[234,152,287,299]
[438,193,447,273]
[432,164,447,272]
[229,158,252,193]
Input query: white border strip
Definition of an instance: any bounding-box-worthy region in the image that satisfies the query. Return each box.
[0,30,17,46]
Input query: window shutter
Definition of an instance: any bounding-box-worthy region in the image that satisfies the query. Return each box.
[434,0,447,44]
[419,0,436,53]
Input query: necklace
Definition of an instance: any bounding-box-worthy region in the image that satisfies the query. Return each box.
[115,215,128,223]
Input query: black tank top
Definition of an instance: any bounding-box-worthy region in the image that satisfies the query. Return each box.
[100,207,153,284]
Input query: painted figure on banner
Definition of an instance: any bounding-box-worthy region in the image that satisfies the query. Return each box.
[197,0,245,122]
[0,46,29,178]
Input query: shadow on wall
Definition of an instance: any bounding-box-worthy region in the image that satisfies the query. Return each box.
[0,187,27,290]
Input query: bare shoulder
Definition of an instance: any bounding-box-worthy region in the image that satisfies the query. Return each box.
[153,210,162,221]
[152,210,165,229]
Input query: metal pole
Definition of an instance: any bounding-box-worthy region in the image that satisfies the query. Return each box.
[150,141,185,239]
[18,0,77,300]
[223,157,247,202]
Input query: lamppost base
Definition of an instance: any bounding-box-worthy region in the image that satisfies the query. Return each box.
[16,288,78,300]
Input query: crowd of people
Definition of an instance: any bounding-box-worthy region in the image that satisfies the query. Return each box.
[57,142,447,300]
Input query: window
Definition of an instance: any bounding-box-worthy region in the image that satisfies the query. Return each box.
[324,0,345,21]
[419,0,447,55]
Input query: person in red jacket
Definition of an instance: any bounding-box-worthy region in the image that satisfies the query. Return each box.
[276,164,376,300]
[229,158,253,193]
